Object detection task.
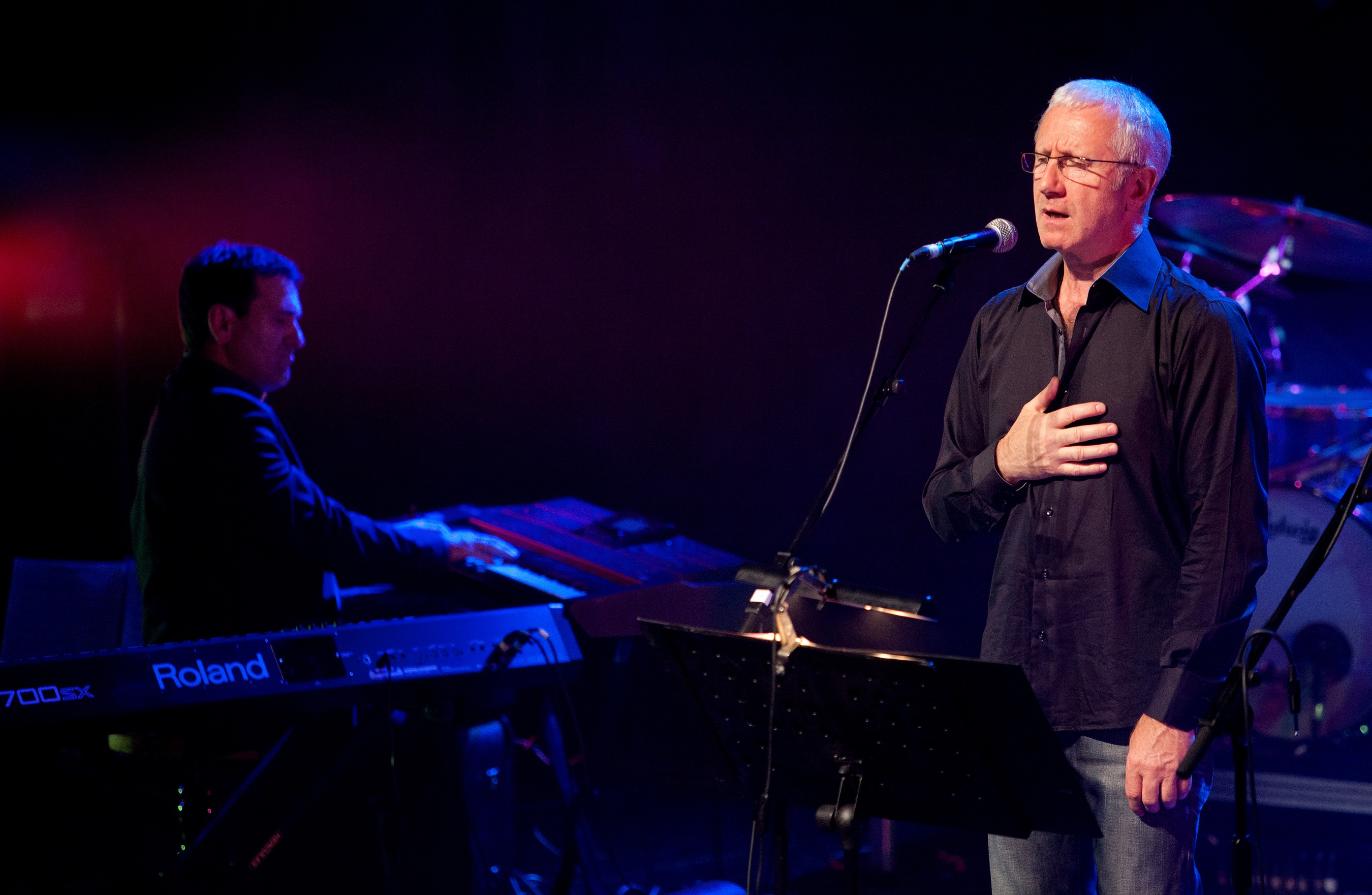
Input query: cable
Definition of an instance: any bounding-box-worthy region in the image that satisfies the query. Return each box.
[529,632,616,895]
[786,256,958,560]
[485,630,535,672]
[481,629,587,894]
[815,265,906,522]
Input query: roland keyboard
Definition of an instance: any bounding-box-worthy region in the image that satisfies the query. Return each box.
[345,496,749,637]
[0,604,579,730]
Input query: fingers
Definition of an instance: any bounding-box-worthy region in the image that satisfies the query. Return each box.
[1129,773,1163,815]
[1064,421,1118,444]
[1126,771,1190,817]
[1060,464,1109,477]
[1048,441,1116,478]
[464,532,518,559]
[1160,772,1179,810]
[1061,442,1118,463]
[478,535,521,561]
[449,530,520,563]
[1050,400,1109,426]
[1125,773,1144,818]
[1049,414,1119,476]
[1054,462,1110,478]
[1028,376,1059,412]
[1125,715,1195,817]
[1009,381,1118,483]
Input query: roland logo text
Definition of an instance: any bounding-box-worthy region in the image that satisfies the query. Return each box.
[151,653,271,690]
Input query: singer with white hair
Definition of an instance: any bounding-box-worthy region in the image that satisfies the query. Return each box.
[922,79,1267,893]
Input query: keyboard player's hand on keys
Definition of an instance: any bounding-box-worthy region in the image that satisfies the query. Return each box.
[394,517,518,568]
[393,516,451,552]
[444,528,520,568]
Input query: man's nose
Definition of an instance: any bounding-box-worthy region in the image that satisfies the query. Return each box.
[292,321,306,350]
[1039,158,1067,194]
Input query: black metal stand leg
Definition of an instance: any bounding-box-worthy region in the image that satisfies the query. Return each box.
[1231,705,1253,895]
[774,796,789,895]
[816,761,864,895]
[842,818,860,895]
[543,700,582,895]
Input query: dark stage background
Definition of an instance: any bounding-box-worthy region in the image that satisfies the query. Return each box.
[4,2,1372,647]
[2,1,1371,889]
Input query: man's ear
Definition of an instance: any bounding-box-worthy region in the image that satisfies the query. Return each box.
[206,304,238,345]
[1131,167,1158,206]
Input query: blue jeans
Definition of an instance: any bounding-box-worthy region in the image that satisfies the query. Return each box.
[989,733,1211,895]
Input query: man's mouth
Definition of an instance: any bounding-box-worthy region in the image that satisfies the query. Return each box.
[1043,210,1069,219]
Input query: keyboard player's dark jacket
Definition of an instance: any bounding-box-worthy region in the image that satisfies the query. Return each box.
[131,356,447,644]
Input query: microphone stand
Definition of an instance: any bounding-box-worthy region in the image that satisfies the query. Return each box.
[740,257,959,635]
[780,260,959,566]
[1178,445,1372,895]
[735,257,959,895]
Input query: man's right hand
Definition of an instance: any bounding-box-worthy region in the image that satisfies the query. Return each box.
[394,517,520,568]
[994,376,1119,485]
[444,528,520,567]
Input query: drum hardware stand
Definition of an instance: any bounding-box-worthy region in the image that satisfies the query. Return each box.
[1180,442,1372,895]
[1230,235,1294,376]
[1228,234,1293,310]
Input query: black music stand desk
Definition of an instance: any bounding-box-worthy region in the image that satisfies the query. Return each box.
[642,620,1098,846]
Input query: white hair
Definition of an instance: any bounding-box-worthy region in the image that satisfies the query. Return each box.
[1042,79,1172,199]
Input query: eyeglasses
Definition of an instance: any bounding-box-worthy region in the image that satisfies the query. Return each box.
[1020,152,1144,181]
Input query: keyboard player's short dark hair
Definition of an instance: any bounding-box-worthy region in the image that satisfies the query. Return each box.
[178,242,302,353]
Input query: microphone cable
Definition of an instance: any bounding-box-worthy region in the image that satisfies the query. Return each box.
[806,264,906,532]
[790,222,1002,554]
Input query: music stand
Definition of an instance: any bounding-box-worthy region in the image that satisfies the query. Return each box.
[641,620,1098,892]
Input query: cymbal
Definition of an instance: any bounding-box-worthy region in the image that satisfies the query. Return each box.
[1154,236,1296,301]
[1154,194,1372,284]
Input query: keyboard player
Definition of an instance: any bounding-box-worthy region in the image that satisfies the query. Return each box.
[131,241,517,644]
[120,241,519,890]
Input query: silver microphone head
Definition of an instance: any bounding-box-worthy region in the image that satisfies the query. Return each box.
[986,218,1018,253]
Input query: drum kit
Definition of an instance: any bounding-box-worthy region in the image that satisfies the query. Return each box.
[1152,194,1372,744]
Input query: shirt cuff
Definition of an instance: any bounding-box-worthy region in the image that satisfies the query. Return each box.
[380,519,453,570]
[1145,665,1222,731]
[971,446,1028,512]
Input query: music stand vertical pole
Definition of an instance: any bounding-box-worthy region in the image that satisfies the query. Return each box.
[1230,705,1253,895]
[774,797,789,895]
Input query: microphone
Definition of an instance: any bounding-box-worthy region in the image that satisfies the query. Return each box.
[906,218,1018,263]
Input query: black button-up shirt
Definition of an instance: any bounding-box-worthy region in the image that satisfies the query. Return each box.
[132,356,449,643]
[922,232,1268,731]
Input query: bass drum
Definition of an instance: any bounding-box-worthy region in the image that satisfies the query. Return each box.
[1250,478,1372,740]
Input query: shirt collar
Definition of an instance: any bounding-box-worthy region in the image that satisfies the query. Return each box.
[1023,230,1162,313]
[177,353,268,399]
